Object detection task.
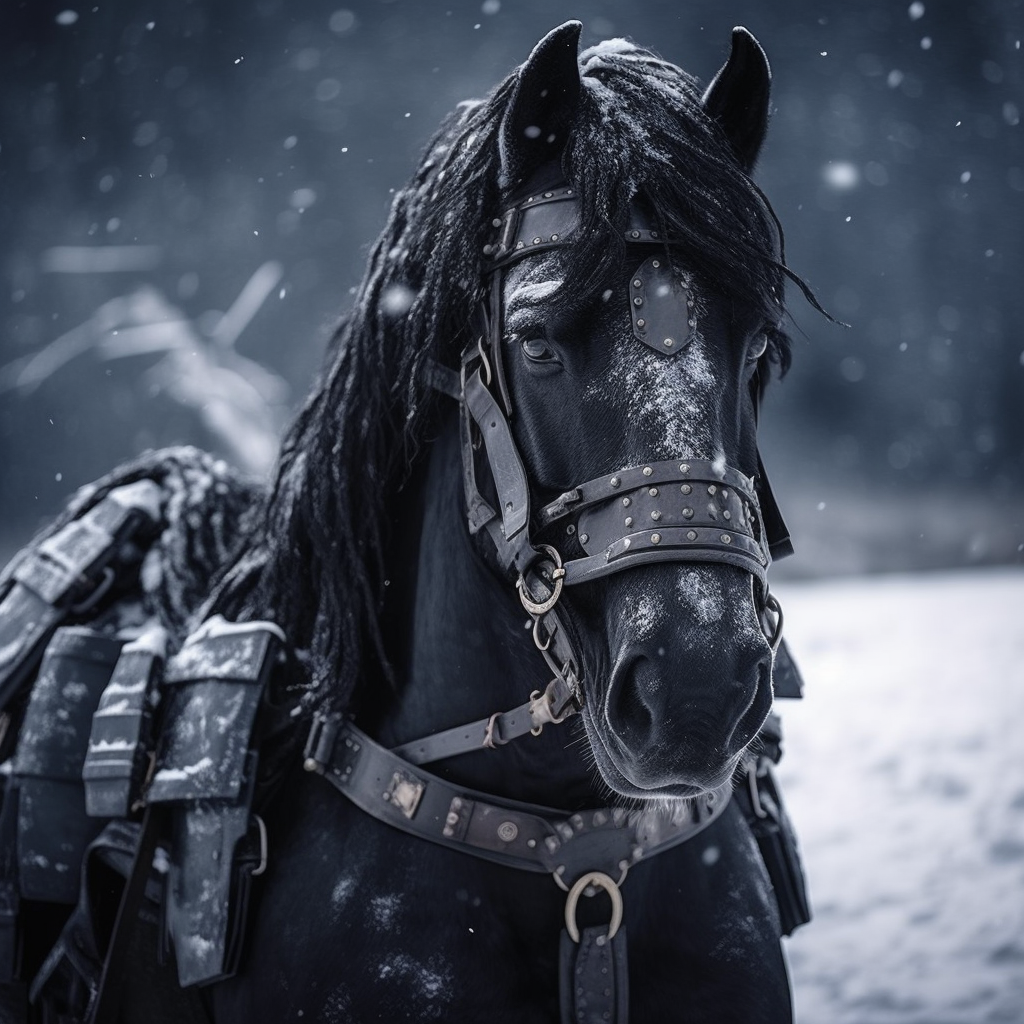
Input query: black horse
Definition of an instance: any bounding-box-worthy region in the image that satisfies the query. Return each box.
[203,22,808,1023]
[0,21,815,1024]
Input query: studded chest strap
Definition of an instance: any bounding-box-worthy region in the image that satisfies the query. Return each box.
[302,717,731,886]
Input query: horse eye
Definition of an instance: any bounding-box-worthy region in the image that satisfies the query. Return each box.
[521,337,556,362]
[748,333,769,362]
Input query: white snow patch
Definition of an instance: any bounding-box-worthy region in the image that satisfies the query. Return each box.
[151,756,213,783]
[187,934,215,959]
[104,480,163,522]
[140,547,163,593]
[376,954,451,1002]
[93,698,132,717]
[99,679,147,696]
[121,623,168,659]
[586,315,722,462]
[88,738,134,752]
[506,278,562,309]
[188,614,286,645]
[676,568,724,625]
[622,591,663,642]
[777,569,1024,1023]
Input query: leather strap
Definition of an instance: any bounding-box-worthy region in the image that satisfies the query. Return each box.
[463,365,530,543]
[559,926,629,1024]
[303,718,731,887]
[391,674,579,766]
[393,698,538,766]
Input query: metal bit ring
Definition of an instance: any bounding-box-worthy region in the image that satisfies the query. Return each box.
[517,544,565,616]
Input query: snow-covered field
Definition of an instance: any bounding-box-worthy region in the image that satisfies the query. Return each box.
[775,569,1024,1024]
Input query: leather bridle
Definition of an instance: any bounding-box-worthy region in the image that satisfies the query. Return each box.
[447,183,791,733]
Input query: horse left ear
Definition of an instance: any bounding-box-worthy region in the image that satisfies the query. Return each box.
[499,21,582,191]
[701,27,772,173]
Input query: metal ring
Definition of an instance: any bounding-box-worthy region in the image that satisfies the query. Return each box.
[529,690,545,737]
[564,871,623,943]
[69,566,116,615]
[746,760,769,820]
[763,590,784,653]
[482,712,505,749]
[476,335,492,388]
[250,814,269,876]
[517,544,565,615]
[531,615,554,652]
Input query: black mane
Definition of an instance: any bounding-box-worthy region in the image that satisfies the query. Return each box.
[212,40,797,715]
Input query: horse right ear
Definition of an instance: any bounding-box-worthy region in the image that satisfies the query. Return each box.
[701,27,772,173]
[499,21,582,192]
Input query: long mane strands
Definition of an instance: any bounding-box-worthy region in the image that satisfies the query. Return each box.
[229,85,515,711]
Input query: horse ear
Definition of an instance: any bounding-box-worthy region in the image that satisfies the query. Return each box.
[701,27,772,173]
[499,21,582,191]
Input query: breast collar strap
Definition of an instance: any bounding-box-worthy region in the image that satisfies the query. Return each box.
[302,715,734,889]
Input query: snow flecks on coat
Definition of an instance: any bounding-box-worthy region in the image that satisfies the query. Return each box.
[377,954,453,1009]
[676,568,725,626]
[369,893,403,932]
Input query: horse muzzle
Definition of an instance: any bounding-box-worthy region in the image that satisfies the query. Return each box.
[585,565,775,796]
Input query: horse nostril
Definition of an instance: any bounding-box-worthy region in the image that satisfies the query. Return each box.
[607,656,656,751]
[600,638,772,789]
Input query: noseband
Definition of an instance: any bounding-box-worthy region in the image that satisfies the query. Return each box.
[446,185,791,728]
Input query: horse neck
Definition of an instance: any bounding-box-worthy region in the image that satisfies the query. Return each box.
[366,408,600,808]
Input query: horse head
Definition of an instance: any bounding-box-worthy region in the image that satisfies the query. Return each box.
[260,22,799,810]
[462,24,790,800]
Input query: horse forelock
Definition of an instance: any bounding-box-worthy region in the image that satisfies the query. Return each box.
[229,38,797,717]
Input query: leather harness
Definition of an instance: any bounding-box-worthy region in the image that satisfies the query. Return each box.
[302,185,797,1022]
[0,187,806,1022]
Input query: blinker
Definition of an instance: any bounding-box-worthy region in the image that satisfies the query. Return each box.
[629,256,695,355]
[487,189,699,360]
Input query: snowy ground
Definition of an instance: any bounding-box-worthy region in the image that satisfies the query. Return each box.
[775,569,1024,1024]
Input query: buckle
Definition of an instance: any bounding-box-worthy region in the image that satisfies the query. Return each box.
[517,545,566,616]
[302,714,341,773]
[250,814,268,876]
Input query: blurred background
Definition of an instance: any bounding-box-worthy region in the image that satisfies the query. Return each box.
[2,5,1023,1021]
[1,0,1022,577]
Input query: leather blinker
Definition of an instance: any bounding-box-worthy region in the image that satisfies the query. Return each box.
[629,256,695,355]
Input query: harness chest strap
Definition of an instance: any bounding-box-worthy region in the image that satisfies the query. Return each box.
[303,716,732,885]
